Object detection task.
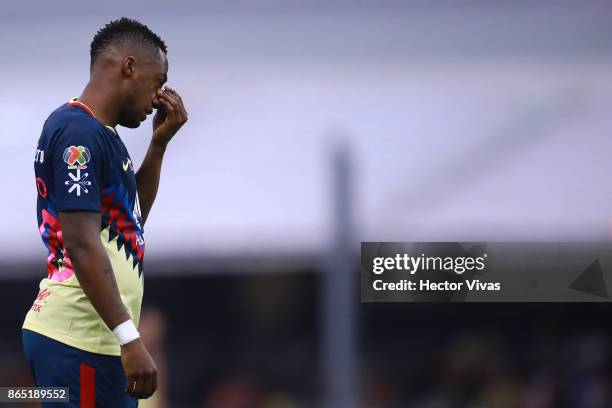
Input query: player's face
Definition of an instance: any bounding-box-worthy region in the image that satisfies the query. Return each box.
[119,49,167,128]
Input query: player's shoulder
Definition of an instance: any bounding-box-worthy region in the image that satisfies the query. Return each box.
[43,102,107,146]
[45,102,99,132]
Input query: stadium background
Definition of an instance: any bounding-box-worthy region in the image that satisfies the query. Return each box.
[2,0,612,406]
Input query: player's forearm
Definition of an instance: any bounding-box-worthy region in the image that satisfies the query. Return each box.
[135,141,166,223]
[65,240,131,330]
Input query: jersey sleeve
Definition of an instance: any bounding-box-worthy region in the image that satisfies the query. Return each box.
[51,122,107,212]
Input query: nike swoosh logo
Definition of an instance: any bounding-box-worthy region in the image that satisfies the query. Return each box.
[123,160,131,172]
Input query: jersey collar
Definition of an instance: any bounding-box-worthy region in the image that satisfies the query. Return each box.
[68,97,118,136]
[68,97,95,117]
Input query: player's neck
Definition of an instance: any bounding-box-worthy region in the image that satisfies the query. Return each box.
[78,82,120,128]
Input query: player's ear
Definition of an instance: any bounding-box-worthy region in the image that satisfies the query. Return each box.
[122,56,136,78]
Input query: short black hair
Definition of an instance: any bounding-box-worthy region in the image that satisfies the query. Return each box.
[90,17,167,67]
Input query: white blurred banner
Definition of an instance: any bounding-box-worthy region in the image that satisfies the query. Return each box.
[2,1,612,266]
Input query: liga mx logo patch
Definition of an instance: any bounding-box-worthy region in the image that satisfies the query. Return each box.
[63,145,91,169]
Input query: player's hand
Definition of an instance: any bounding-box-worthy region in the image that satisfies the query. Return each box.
[151,86,188,148]
[121,338,158,399]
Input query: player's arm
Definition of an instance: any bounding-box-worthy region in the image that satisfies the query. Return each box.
[60,211,130,327]
[60,210,157,399]
[136,87,188,223]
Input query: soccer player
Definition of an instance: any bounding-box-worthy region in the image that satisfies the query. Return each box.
[22,17,188,407]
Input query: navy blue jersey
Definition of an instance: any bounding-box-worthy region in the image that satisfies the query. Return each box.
[24,99,145,356]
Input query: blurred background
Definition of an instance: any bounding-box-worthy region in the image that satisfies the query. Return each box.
[2,0,612,406]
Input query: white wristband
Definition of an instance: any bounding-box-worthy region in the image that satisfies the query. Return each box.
[113,320,140,345]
